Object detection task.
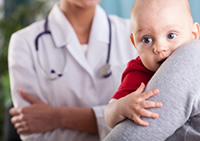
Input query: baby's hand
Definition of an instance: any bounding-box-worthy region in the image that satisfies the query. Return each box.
[118,83,162,126]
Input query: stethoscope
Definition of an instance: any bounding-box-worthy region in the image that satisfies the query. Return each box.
[35,16,112,80]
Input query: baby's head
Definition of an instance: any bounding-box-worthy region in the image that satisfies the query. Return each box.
[130,0,200,72]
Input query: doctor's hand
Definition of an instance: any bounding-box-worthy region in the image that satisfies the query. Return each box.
[9,89,61,134]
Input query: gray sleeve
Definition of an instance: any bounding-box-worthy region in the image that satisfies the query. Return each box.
[103,40,200,141]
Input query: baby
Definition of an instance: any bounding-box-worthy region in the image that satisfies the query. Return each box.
[105,0,200,128]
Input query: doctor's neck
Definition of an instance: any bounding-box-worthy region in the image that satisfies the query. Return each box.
[59,1,96,44]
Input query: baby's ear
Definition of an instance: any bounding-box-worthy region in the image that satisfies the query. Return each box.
[192,22,200,40]
[130,33,136,47]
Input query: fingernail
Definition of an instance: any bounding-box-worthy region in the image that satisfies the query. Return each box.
[153,114,159,118]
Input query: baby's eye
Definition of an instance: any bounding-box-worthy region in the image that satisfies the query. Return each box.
[167,33,176,39]
[143,37,152,44]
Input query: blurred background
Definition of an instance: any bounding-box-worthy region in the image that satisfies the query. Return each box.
[0,0,199,140]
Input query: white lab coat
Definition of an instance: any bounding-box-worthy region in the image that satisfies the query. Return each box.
[8,3,137,141]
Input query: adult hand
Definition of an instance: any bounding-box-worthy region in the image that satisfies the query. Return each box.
[118,83,162,126]
[10,89,61,134]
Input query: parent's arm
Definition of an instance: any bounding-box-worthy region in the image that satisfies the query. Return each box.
[104,40,200,141]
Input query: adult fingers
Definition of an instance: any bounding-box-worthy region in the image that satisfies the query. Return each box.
[11,114,26,124]
[11,115,31,134]
[9,107,22,116]
[18,128,29,134]
[17,123,30,134]
[14,121,27,130]
[18,89,43,104]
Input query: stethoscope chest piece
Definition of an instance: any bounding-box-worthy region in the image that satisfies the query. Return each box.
[35,16,112,80]
[97,16,112,78]
[98,63,112,78]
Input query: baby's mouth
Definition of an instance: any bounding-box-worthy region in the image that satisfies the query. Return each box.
[158,58,167,64]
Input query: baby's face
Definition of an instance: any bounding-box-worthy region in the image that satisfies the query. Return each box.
[131,0,199,72]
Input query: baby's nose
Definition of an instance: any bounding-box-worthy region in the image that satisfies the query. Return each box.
[153,42,168,54]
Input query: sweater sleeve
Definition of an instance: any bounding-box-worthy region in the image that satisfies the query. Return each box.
[104,41,200,141]
[112,57,154,99]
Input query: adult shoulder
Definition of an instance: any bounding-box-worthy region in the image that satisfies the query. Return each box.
[11,20,45,41]
[108,15,131,32]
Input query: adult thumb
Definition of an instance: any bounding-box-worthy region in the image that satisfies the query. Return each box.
[18,89,43,104]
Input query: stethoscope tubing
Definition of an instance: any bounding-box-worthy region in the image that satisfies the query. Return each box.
[35,18,51,51]
[34,15,112,79]
[106,17,111,64]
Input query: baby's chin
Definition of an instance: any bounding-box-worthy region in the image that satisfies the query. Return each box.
[146,66,158,72]
[158,58,167,65]
[156,58,168,69]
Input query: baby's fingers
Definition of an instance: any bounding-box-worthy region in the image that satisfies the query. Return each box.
[133,116,149,127]
[135,83,146,94]
[141,89,160,99]
[142,100,163,108]
[138,109,159,119]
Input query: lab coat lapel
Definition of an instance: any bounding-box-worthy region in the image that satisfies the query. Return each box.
[48,4,93,77]
[87,5,110,71]
[66,38,94,77]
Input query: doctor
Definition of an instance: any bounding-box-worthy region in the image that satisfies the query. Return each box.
[8,0,139,141]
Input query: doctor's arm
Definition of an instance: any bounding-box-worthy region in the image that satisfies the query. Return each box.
[8,33,99,140]
[10,89,98,134]
[104,41,200,141]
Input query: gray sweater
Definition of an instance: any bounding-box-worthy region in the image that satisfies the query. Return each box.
[104,40,200,141]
